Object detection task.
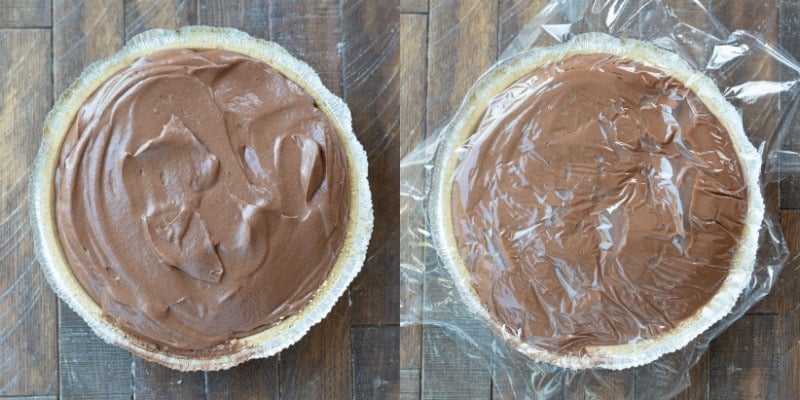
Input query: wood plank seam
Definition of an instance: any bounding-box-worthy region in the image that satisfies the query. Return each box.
[0,1,52,28]
[400,0,429,14]
[56,295,61,400]
[400,11,428,399]
[419,6,431,396]
[418,18,430,385]
[1,27,57,396]
[0,26,53,29]
[0,397,58,400]
[50,14,57,399]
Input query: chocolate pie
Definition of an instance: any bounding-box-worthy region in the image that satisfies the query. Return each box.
[432,33,763,369]
[32,26,373,371]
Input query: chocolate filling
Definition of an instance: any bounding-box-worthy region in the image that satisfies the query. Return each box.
[56,49,350,353]
[451,54,747,353]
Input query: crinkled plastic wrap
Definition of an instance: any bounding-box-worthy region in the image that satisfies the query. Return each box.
[401,0,798,397]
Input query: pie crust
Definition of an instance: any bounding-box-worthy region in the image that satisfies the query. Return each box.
[431,33,763,370]
[30,26,373,371]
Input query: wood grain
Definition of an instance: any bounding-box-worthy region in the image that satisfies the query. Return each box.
[400,369,422,400]
[497,0,549,54]
[700,3,795,399]
[279,298,353,400]
[0,28,57,397]
[490,347,567,400]
[779,1,800,210]
[53,0,124,94]
[780,174,800,211]
[421,325,493,399]
[132,359,206,400]
[343,0,400,327]
[689,3,783,397]
[778,305,800,400]
[206,358,280,400]
[400,13,428,155]
[421,2,498,398]
[400,0,428,14]
[708,315,778,399]
[5,0,800,398]
[583,370,637,400]
[124,0,196,41]
[58,307,132,400]
[709,315,778,400]
[420,249,493,398]
[353,326,400,399]
[426,0,498,133]
[704,0,780,38]
[197,0,268,38]
[776,211,800,400]
[269,0,342,93]
[710,0,782,151]
[751,212,800,316]
[674,352,710,400]
[399,13,427,400]
[425,0,498,321]
[562,373,586,400]
[0,0,50,28]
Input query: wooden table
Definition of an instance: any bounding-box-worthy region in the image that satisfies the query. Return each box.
[400,1,800,399]
[0,1,398,398]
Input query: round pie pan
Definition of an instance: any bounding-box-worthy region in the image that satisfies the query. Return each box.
[30,26,374,371]
[430,33,764,370]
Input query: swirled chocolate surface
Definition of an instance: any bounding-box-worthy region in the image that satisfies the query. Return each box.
[451,54,747,353]
[55,49,350,352]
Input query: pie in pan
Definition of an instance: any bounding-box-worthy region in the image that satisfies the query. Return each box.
[31,26,373,371]
[431,33,763,369]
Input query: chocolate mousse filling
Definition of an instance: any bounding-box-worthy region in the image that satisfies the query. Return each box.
[451,54,748,354]
[55,49,350,353]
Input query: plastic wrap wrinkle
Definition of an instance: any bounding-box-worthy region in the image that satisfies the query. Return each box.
[451,53,748,354]
[400,0,797,398]
[434,32,767,370]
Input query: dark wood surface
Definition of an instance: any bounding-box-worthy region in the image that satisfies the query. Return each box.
[0,0,398,398]
[400,0,800,399]
[3,0,800,398]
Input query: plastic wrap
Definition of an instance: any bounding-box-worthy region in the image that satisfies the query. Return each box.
[401,0,798,397]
